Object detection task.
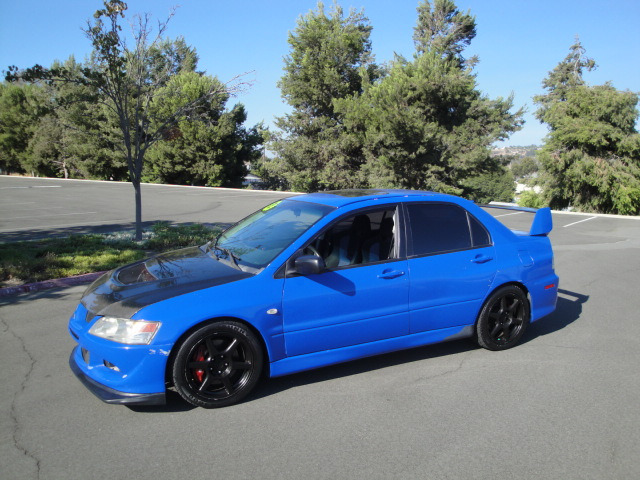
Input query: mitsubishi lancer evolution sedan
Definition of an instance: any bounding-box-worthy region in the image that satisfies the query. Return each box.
[68,189,558,408]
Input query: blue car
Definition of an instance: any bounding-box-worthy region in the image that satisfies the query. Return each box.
[68,189,558,408]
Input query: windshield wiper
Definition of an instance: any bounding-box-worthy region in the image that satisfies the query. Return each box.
[216,246,240,270]
[205,240,241,270]
[204,232,222,253]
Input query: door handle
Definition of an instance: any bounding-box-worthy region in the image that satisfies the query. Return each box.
[471,254,493,264]
[377,269,405,279]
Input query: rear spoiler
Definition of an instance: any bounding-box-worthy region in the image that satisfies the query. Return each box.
[480,205,553,236]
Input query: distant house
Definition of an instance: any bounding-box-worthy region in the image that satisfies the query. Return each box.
[242,173,263,188]
[515,182,542,194]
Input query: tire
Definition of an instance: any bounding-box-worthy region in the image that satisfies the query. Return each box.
[172,321,263,408]
[476,285,530,351]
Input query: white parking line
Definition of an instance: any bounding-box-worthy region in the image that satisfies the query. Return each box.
[563,216,597,228]
[494,211,525,218]
[0,185,61,189]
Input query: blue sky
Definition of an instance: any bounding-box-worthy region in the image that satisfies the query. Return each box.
[1,0,639,146]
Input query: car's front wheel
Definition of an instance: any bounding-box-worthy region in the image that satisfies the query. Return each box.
[476,285,530,351]
[172,321,263,408]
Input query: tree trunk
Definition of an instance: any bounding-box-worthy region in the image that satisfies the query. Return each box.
[133,180,142,241]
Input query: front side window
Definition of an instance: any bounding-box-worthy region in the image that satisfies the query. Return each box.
[215,199,335,272]
[406,203,491,256]
[306,207,398,269]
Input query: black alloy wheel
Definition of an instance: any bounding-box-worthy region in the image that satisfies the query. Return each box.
[476,285,530,351]
[172,321,263,408]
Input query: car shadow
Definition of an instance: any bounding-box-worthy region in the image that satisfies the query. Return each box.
[129,288,588,412]
[522,288,588,344]
[250,288,588,405]
[250,338,474,404]
[126,390,198,413]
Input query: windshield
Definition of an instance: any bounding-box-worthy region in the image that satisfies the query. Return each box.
[213,199,335,272]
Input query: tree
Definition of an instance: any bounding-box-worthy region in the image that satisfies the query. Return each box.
[534,40,595,124]
[0,82,44,174]
[26,113,66,177]
[413,0,477,67]
[268,1,379,191]
[511,155,539,180]
[20,56,126,180]
[269,0,521,197]
[334,0,522,199]
[7,1,248,239]
[534,40,640,214]
[144,72,262,187]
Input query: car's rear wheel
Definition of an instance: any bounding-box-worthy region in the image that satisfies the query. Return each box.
[172,321,263,408]
[476,286,530,351]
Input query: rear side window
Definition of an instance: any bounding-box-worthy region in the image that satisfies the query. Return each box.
[469,215,491,247]
[406,203,490,256]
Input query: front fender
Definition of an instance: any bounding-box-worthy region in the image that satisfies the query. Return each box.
[133,274,286,363]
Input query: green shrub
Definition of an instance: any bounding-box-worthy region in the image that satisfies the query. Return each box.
[518,190,546,209]
[145,222,219,251]
[0,235,145,283]
[0,223,220,284]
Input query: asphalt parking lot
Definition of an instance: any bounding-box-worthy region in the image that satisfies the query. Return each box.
[1,177,640,479]
[0,176,293,241]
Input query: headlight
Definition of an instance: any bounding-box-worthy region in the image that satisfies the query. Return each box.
[88,317,161,345]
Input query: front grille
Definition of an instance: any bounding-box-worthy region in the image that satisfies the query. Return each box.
[81,348,90,364]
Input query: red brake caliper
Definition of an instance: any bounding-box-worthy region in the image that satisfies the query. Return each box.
[194,345,206,383]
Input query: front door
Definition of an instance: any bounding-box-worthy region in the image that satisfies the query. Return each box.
[282,206,409,357]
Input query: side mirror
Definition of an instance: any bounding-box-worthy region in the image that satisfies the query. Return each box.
[294,255,325,276]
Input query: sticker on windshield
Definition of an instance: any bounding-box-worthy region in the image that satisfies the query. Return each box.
[261,200,282,212]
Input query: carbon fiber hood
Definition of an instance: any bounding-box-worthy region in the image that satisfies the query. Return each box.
[81,246,252,319]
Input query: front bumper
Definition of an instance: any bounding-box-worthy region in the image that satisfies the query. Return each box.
[68,302,173,405]
[69,347,165,405]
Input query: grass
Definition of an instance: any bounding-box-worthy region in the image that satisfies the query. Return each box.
[0,222,220,286]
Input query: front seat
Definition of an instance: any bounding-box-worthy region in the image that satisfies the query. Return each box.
[325,214,371,268]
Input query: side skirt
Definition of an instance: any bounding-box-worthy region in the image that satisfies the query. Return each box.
[269,324,474,378]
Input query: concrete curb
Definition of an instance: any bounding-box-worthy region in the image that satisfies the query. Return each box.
[0,271,107,298]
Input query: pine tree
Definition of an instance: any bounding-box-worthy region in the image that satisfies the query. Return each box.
[335,0,522,200]
[268,2,379,191]
[413,0,477,67]
[534,40,640,214]
[0,82,44,175]
[145,72,262,187]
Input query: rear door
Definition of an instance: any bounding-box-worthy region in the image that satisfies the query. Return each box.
[405,202,497,333]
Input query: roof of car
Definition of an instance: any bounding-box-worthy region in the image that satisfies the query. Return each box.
[287,189,445,207]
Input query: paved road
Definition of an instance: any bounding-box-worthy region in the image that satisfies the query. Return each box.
[2,179,640,479]
[0,176,292,241]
